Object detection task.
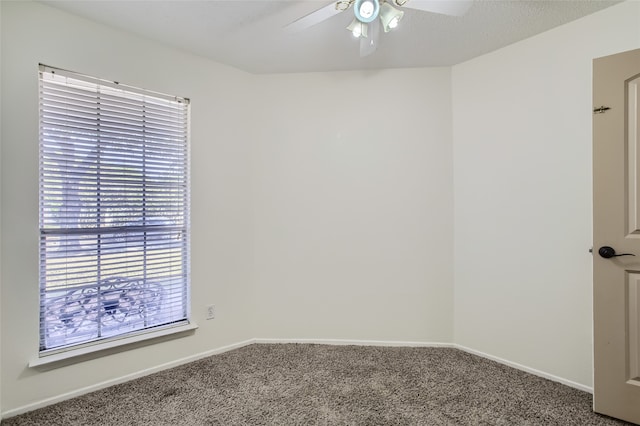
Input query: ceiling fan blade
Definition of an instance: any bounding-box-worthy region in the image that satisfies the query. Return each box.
[401,0,472,17]
[283,1,344,33]
[360,18,380,57]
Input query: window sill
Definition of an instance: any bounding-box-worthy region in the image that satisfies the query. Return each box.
[29,322,198,368]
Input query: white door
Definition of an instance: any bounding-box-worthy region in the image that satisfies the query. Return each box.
[593,47,640,424]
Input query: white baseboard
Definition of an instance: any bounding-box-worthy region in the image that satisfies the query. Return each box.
[253,337,454,348]
[1,339,255,419]
[1,338,592,419]
[454,345,593,394]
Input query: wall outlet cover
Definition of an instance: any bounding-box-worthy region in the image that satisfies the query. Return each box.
[206,305,215,320]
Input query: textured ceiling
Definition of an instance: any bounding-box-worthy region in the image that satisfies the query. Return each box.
[41,0,622,74]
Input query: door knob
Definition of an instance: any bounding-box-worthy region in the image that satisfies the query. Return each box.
[598,246,636,259]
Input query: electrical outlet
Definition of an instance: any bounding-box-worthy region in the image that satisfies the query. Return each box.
[206,304,215,320]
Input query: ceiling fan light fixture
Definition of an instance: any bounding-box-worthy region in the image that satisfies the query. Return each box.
[335,0,352,11]
[379,2,404,32]
[347,18,368,38]
[354,0,380,23]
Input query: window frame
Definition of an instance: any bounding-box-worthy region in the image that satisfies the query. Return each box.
[37,64,192,359]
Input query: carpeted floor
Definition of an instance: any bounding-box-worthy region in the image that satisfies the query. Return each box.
[1,344,632,425]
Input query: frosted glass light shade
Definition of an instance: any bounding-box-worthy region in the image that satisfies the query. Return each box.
[380,2,404,32]
[354,0,380,23]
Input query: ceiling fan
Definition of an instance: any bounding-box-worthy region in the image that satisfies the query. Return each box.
[284,0,473,57]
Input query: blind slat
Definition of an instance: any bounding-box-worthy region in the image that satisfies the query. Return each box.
[41,91,189,121]
[41,81,188,109]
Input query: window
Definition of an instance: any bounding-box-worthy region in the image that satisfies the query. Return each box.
[38,65,190,354]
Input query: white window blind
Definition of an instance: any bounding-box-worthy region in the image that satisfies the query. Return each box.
[38,65,190,353]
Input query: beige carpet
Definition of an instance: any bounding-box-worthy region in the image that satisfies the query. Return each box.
[1,344,632,425]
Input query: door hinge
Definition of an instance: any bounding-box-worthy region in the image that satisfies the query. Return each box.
[593,106,611,114]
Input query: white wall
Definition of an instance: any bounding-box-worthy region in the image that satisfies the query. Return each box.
[252,69,454,342]
[452,0,640,387]
[1,1,256,413]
